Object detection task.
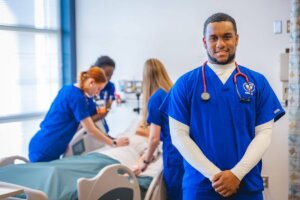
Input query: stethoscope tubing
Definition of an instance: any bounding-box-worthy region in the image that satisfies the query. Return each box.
[201,61,252,101]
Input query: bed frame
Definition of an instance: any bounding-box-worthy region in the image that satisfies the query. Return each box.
[64,115,143,157]
[0,156,166,200]
[78,164,141,200]
[78,163,166,200]
[64,120,107,157]
[0,181,48,200]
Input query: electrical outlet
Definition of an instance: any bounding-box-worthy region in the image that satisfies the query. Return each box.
[262,176,269,188]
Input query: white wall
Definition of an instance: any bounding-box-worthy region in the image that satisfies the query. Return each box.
[262,114,288,200]
[76,1,290,199]
[76,0,290,97]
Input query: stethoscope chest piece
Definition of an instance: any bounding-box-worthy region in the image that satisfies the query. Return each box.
[201,92,210,101]
[201,61,252,102]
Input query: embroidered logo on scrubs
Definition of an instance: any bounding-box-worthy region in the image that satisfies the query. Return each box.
[243,82,255,95]
[274,108,280,114]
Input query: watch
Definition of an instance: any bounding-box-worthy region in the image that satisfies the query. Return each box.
[112,140,117,147]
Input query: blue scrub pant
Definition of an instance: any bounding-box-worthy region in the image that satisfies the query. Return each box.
[183,188,263,200]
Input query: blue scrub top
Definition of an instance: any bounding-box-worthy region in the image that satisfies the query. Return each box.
[160,64,285,192]
[99,81,115,133]
[100,81,116,100]
[147,89,183,162]
[29,85,97,162]
[148,88,184,199]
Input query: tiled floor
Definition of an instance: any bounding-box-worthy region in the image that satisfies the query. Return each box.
[0,102,140,159]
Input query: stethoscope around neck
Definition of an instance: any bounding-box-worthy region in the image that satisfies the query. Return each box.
[201,61,252,102]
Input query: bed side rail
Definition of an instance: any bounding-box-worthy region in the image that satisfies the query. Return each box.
[144,169,166,200]
[77,164,141,200]
[0,181,48,200]
[0,156,29,167]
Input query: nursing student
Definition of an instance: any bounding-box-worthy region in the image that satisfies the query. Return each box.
[133,58,184,200]
[29,67,129,162]
[92,56,116,135]
[160,13,285,199]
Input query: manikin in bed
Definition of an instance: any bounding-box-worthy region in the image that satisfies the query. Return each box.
[0,133,165,200]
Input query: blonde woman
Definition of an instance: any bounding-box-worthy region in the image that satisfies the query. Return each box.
[29,67,129,162]
[133,58,184,200]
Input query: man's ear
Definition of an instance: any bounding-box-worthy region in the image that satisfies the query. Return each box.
[203,37,207,49]
[235,34,239,46]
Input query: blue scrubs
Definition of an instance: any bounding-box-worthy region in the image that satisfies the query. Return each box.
[29,85,97,162]
[99,81,115,133]
[160,64,285,200]
[148,88,184,200]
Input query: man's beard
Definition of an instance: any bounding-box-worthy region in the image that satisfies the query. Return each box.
[207,52,236,65]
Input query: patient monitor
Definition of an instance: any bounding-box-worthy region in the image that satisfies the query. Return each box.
[119,80,142,114]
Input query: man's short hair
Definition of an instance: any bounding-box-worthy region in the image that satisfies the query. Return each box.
[203,13,237,36]
[94,56,115,68]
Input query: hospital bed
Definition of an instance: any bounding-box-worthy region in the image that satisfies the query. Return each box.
[0,136,166,200]
[64,119,107,157]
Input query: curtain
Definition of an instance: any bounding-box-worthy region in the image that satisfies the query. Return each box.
[289,0,300,199]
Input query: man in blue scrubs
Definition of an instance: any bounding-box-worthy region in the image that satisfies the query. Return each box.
[93,56,116,134]
[160,13,285,200]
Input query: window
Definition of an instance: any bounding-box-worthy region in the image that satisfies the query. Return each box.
[0,0,61,119]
